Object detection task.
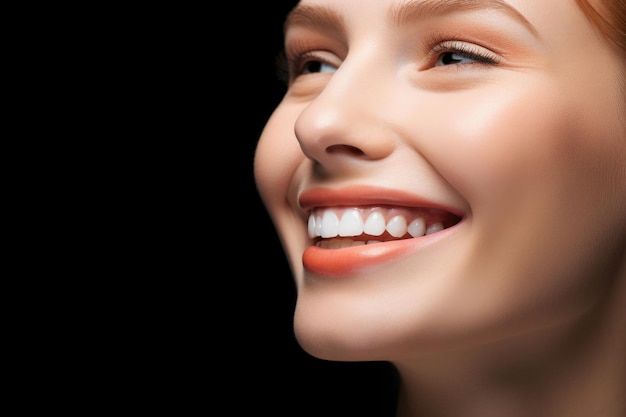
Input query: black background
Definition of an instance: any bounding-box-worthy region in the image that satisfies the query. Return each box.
[130,1,400,415]
[35,2,398,416]
[217,1,397,416]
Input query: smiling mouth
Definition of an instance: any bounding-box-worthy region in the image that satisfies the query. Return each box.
[308,206,462,248]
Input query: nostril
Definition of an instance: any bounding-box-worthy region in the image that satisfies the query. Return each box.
[326,144,365,156]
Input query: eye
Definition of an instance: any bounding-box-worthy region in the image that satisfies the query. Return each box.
[432,41,500,67]
[275,49,340,85]
[301,59,337,75]
[292,51,339,77]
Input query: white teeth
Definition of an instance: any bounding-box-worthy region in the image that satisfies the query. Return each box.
[426,222,444,235]
[308,215,316,238]
[314,215,323,236]
[363,212,386,236]
[308,208,449,239]
[386,215,407,237]
[339,209,364,237]
[408,218,425,238]
[321,211,339,238]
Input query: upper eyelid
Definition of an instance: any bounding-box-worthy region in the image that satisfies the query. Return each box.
[289,51,316,76]
[284,35,343,62]
[431,41,501,63]
[287,50,341,75]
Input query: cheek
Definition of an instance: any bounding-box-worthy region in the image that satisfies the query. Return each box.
[254,102,310,275]
[254,103,305,211]
[404,81,625,335]
[430,78,626,223]
[431,85,571,206]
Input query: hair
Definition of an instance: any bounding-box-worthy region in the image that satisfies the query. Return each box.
[576,0,626,124]
[576,0,626,52]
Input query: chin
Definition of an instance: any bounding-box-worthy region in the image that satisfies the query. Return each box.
[292,299,447,362]
[293,323,387,362]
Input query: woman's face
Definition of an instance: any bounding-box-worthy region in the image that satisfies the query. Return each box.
[254,0,626,361]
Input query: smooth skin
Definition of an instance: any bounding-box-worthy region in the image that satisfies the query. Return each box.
[255,0,626,415]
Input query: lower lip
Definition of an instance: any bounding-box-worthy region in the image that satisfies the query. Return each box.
[303,238,426,277]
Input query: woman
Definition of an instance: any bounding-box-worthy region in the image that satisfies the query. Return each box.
[255,0,626,415]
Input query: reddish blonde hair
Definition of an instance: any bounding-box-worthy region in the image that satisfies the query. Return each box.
[577,0,626,122]
[576,0,626,53]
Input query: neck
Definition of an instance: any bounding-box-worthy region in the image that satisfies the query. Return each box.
[394,263,626,417]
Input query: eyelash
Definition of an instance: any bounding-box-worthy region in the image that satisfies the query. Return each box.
[275,38,500,84]
[430,40,500,66]
[275,39,326,85]
[275,48,336,86]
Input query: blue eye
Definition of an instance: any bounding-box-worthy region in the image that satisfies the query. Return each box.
[433,41,499,67]
[437,51,484,66]
[302,60,337,74]
[285,49,341,81]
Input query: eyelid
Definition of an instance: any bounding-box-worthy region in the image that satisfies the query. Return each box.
[287,50,341,80]
[432,40,501,65]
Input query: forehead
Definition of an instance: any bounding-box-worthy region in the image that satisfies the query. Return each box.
[287,0,602,48]
[288,0,548,37]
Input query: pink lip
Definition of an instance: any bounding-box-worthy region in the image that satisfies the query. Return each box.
[299,185,464,277]
[303,239,430,276]
[299,185,463,215]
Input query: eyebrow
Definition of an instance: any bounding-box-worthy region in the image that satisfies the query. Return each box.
[389,0,538,36]
[285,1,538,39]
[284,4,346,41]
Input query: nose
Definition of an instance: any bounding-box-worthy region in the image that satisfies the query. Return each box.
[294,56,396,173]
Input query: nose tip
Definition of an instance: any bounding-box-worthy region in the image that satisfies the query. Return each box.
[294,90,396,167]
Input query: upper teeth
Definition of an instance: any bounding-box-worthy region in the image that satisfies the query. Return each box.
[308,208,444,239]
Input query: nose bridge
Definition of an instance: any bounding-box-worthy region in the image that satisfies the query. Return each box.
[294,45,396,164]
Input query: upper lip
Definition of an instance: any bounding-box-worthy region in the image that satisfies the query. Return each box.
[298,185,465,217]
